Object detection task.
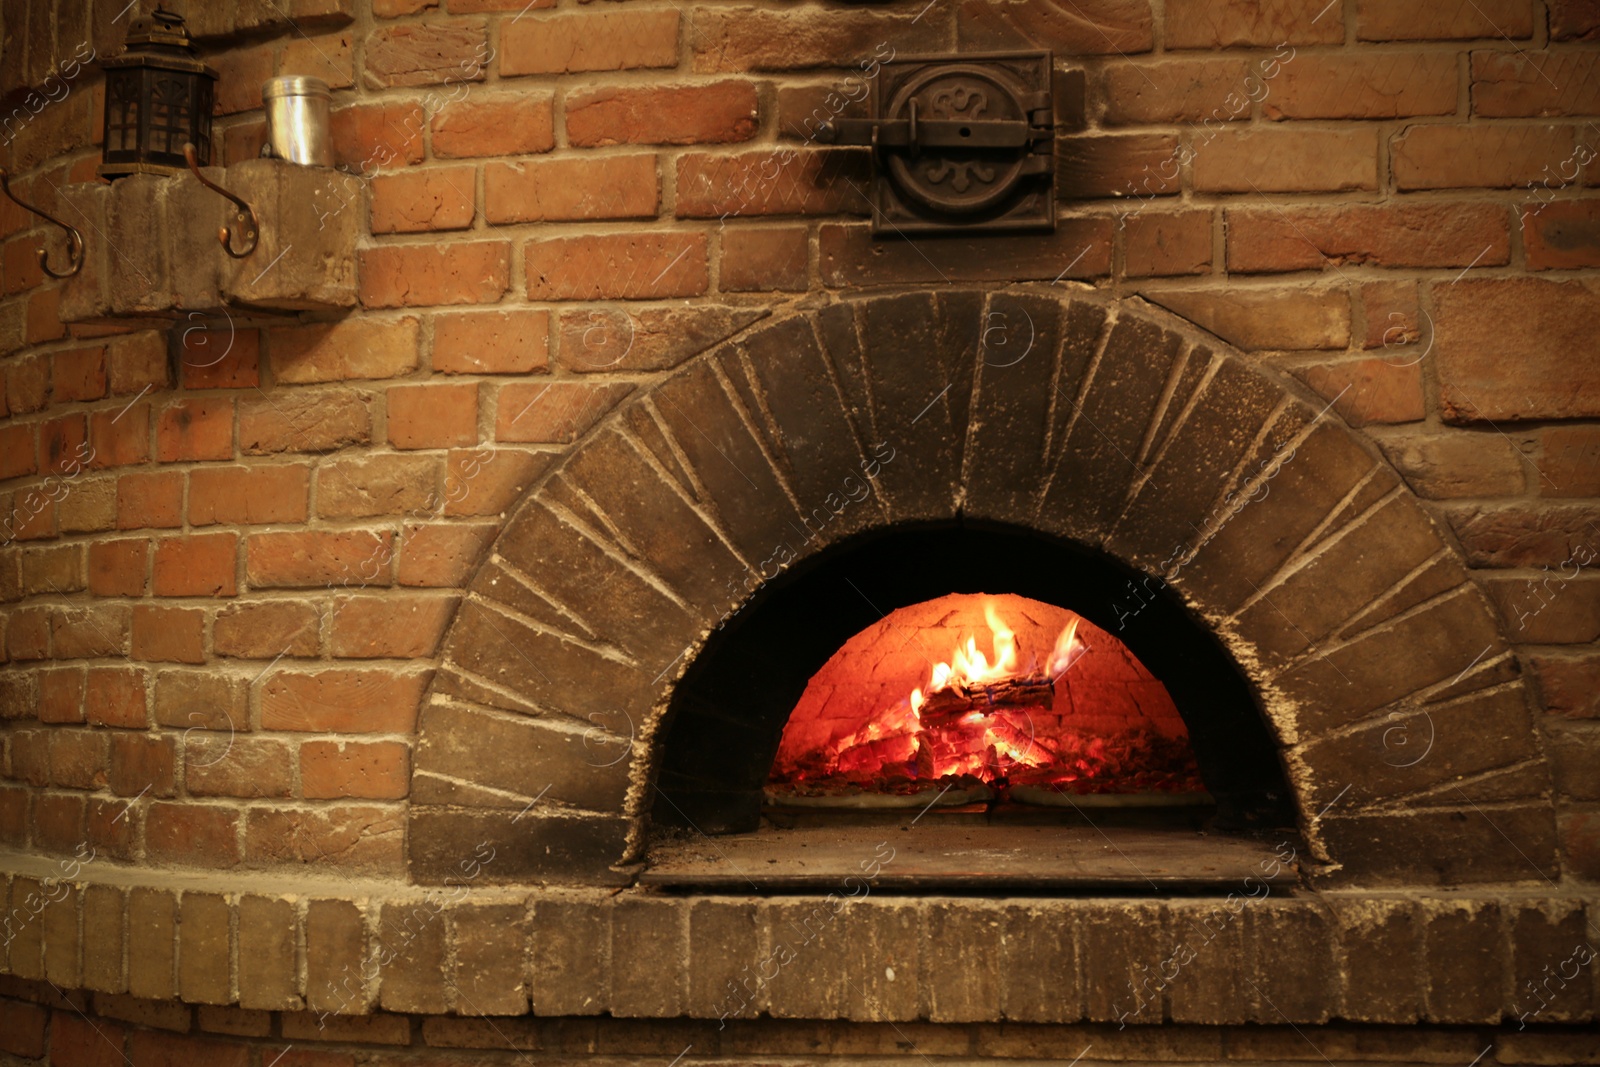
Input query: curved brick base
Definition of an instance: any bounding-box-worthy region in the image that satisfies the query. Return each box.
[410,287,1556,888]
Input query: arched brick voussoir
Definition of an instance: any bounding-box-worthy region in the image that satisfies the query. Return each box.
[961,293,1106,528]
[1034,310,1190,548]
[1102,351,1285,570]
[714,316,890,547]
[837,290,985,523]
[628,356,813,574]
[411,697,632,815]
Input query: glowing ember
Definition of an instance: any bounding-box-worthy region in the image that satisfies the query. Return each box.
[767,593,1204,800]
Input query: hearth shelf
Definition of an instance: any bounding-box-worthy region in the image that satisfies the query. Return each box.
[642,823,1297,892]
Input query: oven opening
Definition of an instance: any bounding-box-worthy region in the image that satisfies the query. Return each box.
[645,522,1299,891]
[766,593,1208,813]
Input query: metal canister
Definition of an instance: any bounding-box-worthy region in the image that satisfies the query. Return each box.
[261,76,333,166]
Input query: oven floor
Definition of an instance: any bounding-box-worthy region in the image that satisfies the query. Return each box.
[641,823,1292,891]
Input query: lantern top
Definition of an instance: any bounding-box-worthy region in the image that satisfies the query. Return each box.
[102,7,215,76]
[125,8,196,50]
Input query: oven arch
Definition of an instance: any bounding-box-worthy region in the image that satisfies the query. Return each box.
[408,287,1554,889]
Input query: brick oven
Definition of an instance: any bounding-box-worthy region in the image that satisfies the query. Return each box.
[0,0,1597,1064]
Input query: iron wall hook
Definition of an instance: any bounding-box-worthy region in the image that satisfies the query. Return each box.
[183,143,259,258]
[0,166,85,279]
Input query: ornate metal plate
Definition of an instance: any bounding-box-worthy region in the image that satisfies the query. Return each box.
[819,51,1055,234]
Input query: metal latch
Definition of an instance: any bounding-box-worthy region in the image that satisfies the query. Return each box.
[816,52,1056,234]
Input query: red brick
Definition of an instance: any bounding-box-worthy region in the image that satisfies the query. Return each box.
[1530,653,1600,717]
[316,454,438,519]
[106,332,170,395]
[155,398,234,461]
[359,241,510,308]
[239,388,374,454]
[268,317,421,383]
[25,287,64,344]
[1063,133,1186,201]
[246,530,396,589]
[0,998,46,1057]
[1227,203,1510,272]
[244,804,404,871]
[1392,125,1577,189]
[1358,0,1534,40]
[300,740,410,799]
[86,667,148,728]
[820,219,1113,286]
[329,593,456,658]
[127,1029,249,1067]
[180,327,261,389]
[88,538,147,596]
[1550,0,1600,40]
[1193,128,1379,192]
[109,733,175,798]
[0,424,36,479]
[1102,58,1252,125]
[370,165,476,234]
[1473,50,1600,117]
[5,355,48,415]
[495,381,634,444]
[1167,0,1344,46]
[386,383,479,450]
[1436,278,1600,422]
[131,605,205,663]
[431,91,555,159]
[144,802,240,867]
[1267,53,1459,119]
[720,226,808,292]
[526,232,707,300]
[330,102,426,172]
[364,19,487,88]
[52,346,107,402]
[501,9,678,74]
[153,533,239,597]
[213,42,275,114]
[1123,210,1212,277]
[189,464,309,526]
[154,671,247,733]
[1299,358,1427,427]
[568,81,758,147]
[39,415,88,475]
[1144,286,1350,350]
[87,405,151,469]
[281,25,354,88]
[186,737,294,798]
[676,149,862,218]
[54,734,110,794]
[397,521,497,586]
[1523,199,1600,270]
[444,448,550,518]
[49,1012,127,1067]
[1542,425,1600,497]
[22,543,83,595]
[4,233,44,294]
[214,601,321,659]
[694,6,942,72]
[39,668,85,724]
[51,605,132,660]
[433,309,550,374]
[35,791,86,849]
[259,668,427,732]
[115,471,183,529]
[484,155,658,224]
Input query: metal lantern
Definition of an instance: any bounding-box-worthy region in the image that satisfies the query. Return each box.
[98,8,218,179]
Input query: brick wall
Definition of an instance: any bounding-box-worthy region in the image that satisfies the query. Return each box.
[0,0,1597,1049]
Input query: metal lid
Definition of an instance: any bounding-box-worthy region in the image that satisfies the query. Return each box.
[262,75,332,101]
[123,7,196,52]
